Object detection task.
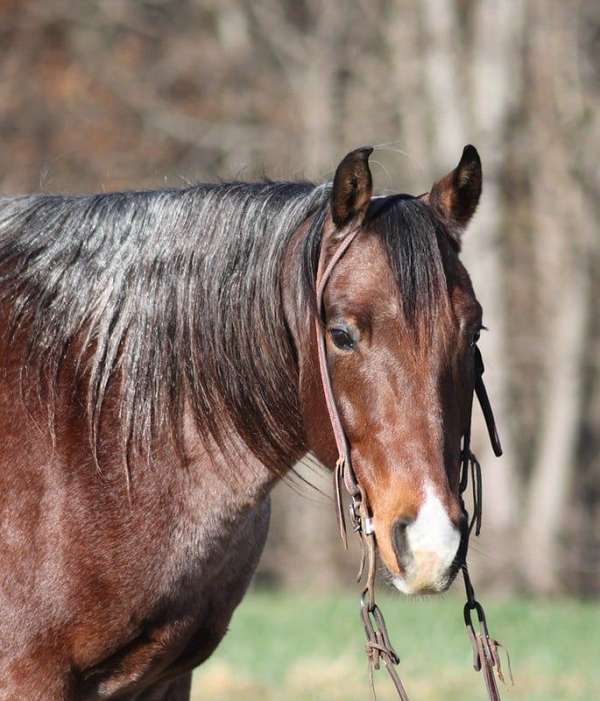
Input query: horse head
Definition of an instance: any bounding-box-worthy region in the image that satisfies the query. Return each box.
[295,146,485,595]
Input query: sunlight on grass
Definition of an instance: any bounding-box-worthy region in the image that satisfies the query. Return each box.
[191,591,599,701]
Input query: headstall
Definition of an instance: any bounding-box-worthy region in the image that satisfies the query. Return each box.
[314,221,512,701]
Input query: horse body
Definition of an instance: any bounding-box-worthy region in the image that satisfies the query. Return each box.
[0,146,488,699]
[0,332,272,698]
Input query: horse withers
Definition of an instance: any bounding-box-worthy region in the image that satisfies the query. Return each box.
[0,144,485,699]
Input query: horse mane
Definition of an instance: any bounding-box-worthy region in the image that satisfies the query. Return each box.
[0,182,448,477]
[0,182,331,474]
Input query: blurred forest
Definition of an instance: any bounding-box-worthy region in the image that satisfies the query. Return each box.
[1,0,598,596]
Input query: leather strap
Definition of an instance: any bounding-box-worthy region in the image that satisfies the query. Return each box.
[474,346,503,457]
[315,225,362,493]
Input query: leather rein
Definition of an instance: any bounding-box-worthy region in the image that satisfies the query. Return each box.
[314,222,512,701]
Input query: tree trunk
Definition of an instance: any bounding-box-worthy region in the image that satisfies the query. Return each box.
[521,0,593,593]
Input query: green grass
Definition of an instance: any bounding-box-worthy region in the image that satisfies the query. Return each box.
[191,591,599,701]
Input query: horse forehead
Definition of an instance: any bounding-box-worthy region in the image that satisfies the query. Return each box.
[327,233,397,305]
[325,231,476,338]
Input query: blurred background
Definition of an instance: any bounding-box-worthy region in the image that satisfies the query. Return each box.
[1,1,599,699]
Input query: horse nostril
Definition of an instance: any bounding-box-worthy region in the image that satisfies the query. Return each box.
[395,517,414,531]
[392,516,415,566]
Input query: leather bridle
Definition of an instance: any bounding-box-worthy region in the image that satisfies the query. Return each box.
[314,219,512,701]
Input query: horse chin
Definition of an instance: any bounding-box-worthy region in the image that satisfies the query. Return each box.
[391,572,453,596]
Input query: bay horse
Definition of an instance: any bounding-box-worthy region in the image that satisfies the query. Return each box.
[0,145,487,699]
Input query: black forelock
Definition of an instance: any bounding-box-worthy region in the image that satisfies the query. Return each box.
[368,195,448,331]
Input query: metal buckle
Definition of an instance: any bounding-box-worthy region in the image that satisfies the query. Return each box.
[349,495,363,533]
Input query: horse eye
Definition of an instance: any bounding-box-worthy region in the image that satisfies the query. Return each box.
[329,327,355,351]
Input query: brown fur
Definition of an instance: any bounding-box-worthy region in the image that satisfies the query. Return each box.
[0,146,483,699]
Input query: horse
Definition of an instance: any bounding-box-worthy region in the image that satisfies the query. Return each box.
[0,144,487,699]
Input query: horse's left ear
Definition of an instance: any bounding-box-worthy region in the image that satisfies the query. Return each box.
[426,145,482,243]
[330,146,374,229]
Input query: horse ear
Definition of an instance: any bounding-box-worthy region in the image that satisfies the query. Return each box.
[330,146,374,229]
[428,145,482,242]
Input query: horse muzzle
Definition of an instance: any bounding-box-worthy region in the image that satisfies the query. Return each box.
[389,485,466,595]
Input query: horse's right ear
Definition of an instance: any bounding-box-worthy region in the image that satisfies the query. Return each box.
[330,147,373,229]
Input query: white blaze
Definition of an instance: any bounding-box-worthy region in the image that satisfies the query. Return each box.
[392,482,461,594]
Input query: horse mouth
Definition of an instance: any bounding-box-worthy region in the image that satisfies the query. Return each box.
[389,519,468,596]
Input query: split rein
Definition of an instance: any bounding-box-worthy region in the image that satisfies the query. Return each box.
[314,223,512,701]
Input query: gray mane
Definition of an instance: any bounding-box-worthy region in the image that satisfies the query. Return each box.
[0,182,331,473]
